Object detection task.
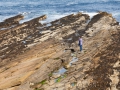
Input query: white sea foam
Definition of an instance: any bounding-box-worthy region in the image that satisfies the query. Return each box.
[40,14,70,24]
[88,12,98,18]
[0,15,15,22]
[82,12,98,18]
[40,12,98,24]
[66,2,78,6]
[0,0,120,23]
[112,12,120,22]
[1,11,119,25]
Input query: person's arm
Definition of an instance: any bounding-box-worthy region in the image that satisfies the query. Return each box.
[78,40,80,45]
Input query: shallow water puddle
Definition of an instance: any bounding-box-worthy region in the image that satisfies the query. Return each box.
[54,57,79,83]
[53,56,78,76]
[53,67,67,83]
[69,57,78,66]
[54,67,67,75]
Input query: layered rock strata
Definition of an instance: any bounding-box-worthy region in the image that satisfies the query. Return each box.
[0,13,89,90]
[0,12,119,90]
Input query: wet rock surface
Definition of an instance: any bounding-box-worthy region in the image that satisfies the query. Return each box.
[0,12,119,90]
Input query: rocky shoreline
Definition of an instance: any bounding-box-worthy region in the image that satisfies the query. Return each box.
[0,12,120,90]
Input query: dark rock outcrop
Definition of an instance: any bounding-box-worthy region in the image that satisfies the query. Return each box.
[0,14,24,29]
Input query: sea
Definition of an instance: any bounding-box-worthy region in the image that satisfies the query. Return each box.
[0,0,120,23]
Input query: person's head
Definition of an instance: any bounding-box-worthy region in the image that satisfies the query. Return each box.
[79,36,82,38]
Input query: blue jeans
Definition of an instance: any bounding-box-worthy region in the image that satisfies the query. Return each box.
[80,45,82,51]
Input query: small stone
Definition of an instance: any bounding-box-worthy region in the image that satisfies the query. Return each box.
[64,64,70,69]
[29,82,34,85]
[52,73,61,78]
